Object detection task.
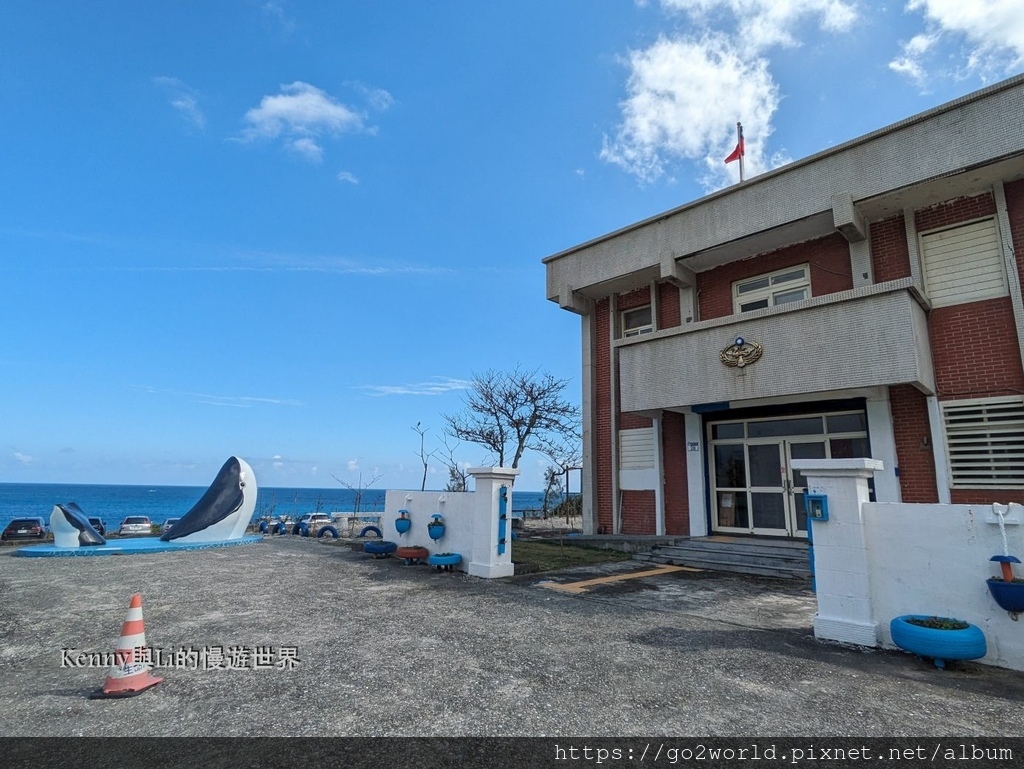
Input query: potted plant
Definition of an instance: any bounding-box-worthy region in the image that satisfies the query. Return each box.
[427,514,445,541]
[395,509,412,535]
[427,552,461,572]
[890,615,987,668]
[986,505,1024,619]
[987,555,1024,618]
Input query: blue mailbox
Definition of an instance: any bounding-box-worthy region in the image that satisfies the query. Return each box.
[805,493,829,522]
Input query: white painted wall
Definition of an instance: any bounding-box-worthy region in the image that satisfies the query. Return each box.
[380,467,518,578]
[382,489,476,572]
[797,459,1024,670]
[863,501,1024,670]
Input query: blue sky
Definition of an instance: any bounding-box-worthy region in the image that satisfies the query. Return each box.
[2,1,1022,491]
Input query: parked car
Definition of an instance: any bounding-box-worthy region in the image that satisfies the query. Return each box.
[118,516,153,536]
[2,517,50,541]
[161,518,181,534]
[88,517,107,536]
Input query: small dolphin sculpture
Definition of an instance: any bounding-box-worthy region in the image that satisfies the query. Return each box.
[161,456,257,543]
[50,502,106,548]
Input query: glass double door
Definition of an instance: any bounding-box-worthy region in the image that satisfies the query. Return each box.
[713,439,826,538]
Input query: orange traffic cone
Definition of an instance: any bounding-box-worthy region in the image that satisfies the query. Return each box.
[89,593,163,699]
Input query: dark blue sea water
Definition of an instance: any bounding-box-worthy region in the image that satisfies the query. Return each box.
[0,483,567,530]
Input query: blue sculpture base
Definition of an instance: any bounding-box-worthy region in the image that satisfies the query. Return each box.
[15,535,264,558]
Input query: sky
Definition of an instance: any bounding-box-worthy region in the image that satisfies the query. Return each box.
[2,1,1023,492]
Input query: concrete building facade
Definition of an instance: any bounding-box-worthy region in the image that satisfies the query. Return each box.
[545,75,1024,541]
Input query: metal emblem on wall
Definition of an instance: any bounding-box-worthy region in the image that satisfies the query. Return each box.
[720,336,763,368]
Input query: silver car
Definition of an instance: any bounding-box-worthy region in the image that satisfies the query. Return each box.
[118,516,153,536]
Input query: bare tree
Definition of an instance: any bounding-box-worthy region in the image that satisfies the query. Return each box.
[443,367,580,475]
[435,434,470,493]
[541,466,563,518]
[332,470,384,513]
[539,427,583,524]
[412,421,432,491]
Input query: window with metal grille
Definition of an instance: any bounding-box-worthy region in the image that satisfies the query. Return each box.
[733,264,810,313]
[621,305,653,337]
[942,396,1024,489]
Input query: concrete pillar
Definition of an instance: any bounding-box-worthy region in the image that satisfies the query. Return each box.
[684,412,708,537]
[467,467,519,578]
[790,458,883,648]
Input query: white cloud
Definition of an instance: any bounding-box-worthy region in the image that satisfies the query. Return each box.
[657,0,857,51]
[290,137,324,162]
[336,170,359,184]
[273,454,284,469]
[141,386,303,408]
[891,1,1024,87]
[13,451,35,465]
[260,1,296,34]
[240,81,391,162]
[601,35,783,188]
[357,377,473,397]
[153,76,206,129]
[347,459,359,472]
[606,1,855,187]
[889,32,941,85]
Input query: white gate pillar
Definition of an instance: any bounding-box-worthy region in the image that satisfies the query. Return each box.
[790,458,883,647]
[467,467,519,578]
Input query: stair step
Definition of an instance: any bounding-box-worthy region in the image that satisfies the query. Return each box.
[653,541,807,557]
[640,553,811,579]
[635,538,812,580]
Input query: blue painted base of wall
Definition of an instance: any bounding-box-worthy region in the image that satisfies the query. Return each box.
[14,535,264,558]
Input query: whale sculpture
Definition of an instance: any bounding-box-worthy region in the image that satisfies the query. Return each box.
[161,456,257,543]
[50,502,106,548]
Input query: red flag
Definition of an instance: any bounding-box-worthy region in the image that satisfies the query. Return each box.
[724,134,744,164]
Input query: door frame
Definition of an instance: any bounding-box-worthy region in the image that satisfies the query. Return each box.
[708,409,868,538]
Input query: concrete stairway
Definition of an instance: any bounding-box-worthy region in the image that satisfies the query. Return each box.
[634,535,811,580]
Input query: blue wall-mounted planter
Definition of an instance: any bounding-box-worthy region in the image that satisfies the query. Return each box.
[988,579,1024,615]
[395,509,412,535]
[427,513,445,541]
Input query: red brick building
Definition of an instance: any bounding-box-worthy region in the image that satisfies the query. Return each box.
[545,75,1024,541]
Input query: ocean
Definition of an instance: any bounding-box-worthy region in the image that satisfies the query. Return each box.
[0,483,571,531]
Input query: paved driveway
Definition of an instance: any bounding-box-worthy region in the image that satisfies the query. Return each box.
[1,537,1022,736]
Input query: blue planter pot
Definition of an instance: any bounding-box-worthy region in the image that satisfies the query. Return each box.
[987,579,1024,614]
[395,518,411,535]
[427,524,445,541]
[890,615,987,668]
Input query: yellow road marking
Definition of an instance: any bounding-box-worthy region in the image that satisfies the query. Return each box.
[538,564,701,594]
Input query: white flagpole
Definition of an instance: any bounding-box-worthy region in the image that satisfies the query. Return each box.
[737,122,744,183]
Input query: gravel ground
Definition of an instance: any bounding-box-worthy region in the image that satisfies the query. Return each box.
[1,535,1023,737]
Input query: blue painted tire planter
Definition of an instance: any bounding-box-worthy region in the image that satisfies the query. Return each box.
[890,615,987,669]
[987,579,1024,614]
[358,525,383,539]
[317,526,339,539]
[428,552,461,572]
[274,523,288,535]
[364,540,398,558]
[259,521,270,534]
